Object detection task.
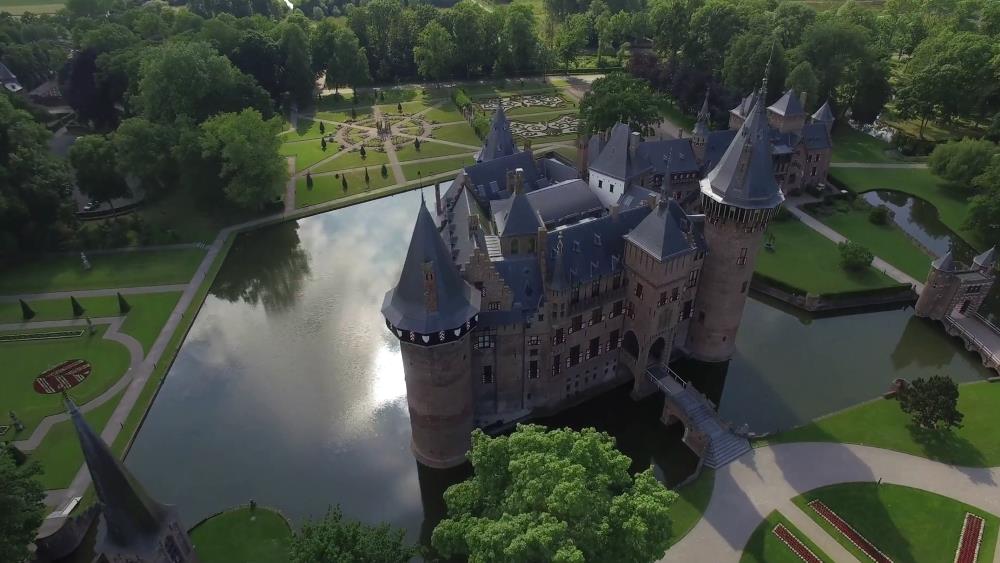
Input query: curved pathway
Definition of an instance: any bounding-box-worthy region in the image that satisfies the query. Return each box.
[662,442,1000,562]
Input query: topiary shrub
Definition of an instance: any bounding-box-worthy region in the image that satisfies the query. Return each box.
[869,205,890,225]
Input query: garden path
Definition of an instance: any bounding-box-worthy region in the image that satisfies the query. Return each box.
[374,104,405,185]
[662,442,1000,563]
[0,284,189,303]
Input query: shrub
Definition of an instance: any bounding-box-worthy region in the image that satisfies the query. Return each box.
[898,375,963,430]
[838,241,873,271]
[928,138,997,189]
[869,205,890,225]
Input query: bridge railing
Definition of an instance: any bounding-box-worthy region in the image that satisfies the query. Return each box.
[973,312,1000,337]
[945,316,1000,366]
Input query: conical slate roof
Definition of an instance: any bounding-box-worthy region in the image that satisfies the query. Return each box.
[811,100,835,123]
[478,105,517,162]
[731,91,757,117]
[498,191,542,237]
[382,200,480,334]
[973,246,997,270]
[589,123,651,180]
[702,97,784,210]
[932,251,956,272]
[693,91,711,137]
[66,395,168,548]
[626,199,702,261]
[768,89,805,117]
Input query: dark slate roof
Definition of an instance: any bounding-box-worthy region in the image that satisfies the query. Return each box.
[973,247,996,270]
[811,100,835,123]
[540,158,579,183]
[589,123,652,181]
[546,207,649,288]
[587,135,604,167]
[625,199,705,261]
[441,184,487,267]
[768,89,805,117]
[523,179,604,228]
[463,151,544,201]
[477,106,518,162]
[638,139,700,177]
[801,123,832,151]
[702,98,784,210]
[932,251,955,272]
[66,396,169,548]
[693,92,711,137]
[730,91,757,117]
[494,256,543,313]
[618,184,659,211]
[703,130,737,171]
[382,199,480,333]
[495,190,542,237]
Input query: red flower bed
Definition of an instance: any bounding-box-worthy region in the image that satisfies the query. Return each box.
[772,523,825,563]
[33,359,92,394]
[808,500,893,563]
[954,513,985,563]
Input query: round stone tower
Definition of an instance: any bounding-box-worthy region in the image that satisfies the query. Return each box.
[382,198,481,468]
[687,91,784,363]
[914,252,959,320]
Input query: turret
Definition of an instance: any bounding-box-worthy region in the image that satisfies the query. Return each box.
[915,252,959,320]
[811,100,835,134]
[692,90,710,163]
[66,395,199,562]
[476,105,517,163]
[687,80,784,363]
[382,197,481,467]
[767,89,807,134]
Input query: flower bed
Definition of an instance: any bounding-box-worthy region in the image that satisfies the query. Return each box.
[772,523,825,563]
[808,500,893,563]
[954,513,985,563]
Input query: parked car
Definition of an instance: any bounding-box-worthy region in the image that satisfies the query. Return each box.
[83,201,100,211]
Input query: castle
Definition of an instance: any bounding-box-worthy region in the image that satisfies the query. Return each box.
[382,86,835,468]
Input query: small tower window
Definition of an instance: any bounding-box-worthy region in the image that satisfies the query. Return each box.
[687,269,699,288]
[552,355,561,375]
[737,248,748,266]
[634,283,644,299]
[528,360,539,379]
[482,366,494,384]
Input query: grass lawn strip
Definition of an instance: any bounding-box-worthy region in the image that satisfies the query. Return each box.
[311,146,390,173]
[0,248,204,293]
[118,292,183,355]
[807,499,892,562]
[400,155,475,181]
[278,118,329,142]
[423,102,465,123]
[190,506,292,563]
[741,510,833,563]
[430,123,482,146]
[772,523,824,563]
[279,138,339,172]
[395,139,473,161]
[667,469,715,547]
[955,513,985,563]
[296,166,397,208]
[831,127,895,163]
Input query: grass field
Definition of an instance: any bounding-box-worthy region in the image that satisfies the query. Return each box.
[767,381,1000,466]
[740,510,831,563]
[0,248,204,294]
[191,507,292,563]
[831,168,980,247]
[423,102,465,123]
[312,147,391,173]
[831,126,895,163]
[795,483,998,563]
[118,292,182,354]
[805,201,933,280]
[279,138,340,171]
[395,139,473,162]
[400,155,475,181]
[668,469,715,548]
[431,123,482,146]
[296,167,398,208]
[278,119,330,142]
[314,106,373,123]
[380,100,432,117]
[755,217,899,294]
[132,189,261,244]
[0,325,130,435]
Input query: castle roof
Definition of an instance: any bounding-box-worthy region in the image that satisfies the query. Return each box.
[441,182,488,267]
[477,105,518,162]
[464,151,543,201]
[694,91,711,137]
[702,97,784,210]
[801,123,832,151]
[932,251,956,272]
[768,89,805,117]
[730,91,757,118]
[66,395,169,549]
[382,199,480,333]
[493,178,603,229]
[589,123,652,181]
[812,100,835,123]
[546,207,648,288]
[974,247,997,270]
[496,189,542,237]
[625,199,705,262]
[638,139,700,177]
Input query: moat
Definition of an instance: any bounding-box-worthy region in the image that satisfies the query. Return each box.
[125,187,992,543]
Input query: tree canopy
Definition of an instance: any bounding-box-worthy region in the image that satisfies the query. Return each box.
[199,109,288,209]
[432,424,677,563]
[928,139,998,188]
[289,505,416,563]
[0,448,46,563]
[580,73,662,134]
[898,375,964,430]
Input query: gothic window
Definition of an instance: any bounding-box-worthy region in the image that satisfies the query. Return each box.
[608,329,620,351]
[529,360,539,379]
[681,300,693,320]
[626,301,635,319]
[554,328,565,344]
[475,334,495,349]
[687,269,699,288]
[482,366,494,384]
[737,248,748,266]
[612,300,624,317]
[634,283,644,299]
[671,287,679,301]
[658,291,667,306]
[591,280,601,298]
[588,337,600,360]
[591,307,602,325]
[571,315,583,332]
[569,345,581,366]
[610,185,615,193]
[599,179,603,188]
[966,285,983,294]
[552,355,561,375]
[528,335,540,345]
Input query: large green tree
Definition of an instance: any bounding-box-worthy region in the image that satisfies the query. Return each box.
[289,505,415,563]
[899,375,964,430]
[786,61,819,111]
[580,73,662,134]
[497,4,540,75]
[320,27,366,92]
[414,21,456,83]
[928,139,998,188]
[278,22,315,107]
[967,157,1000,244]
[69,134,131,206]
[199,109,287,209]
[112,117,180,196]
[722,33,786,103]
[432,425,676,563]
[0,448,46,563]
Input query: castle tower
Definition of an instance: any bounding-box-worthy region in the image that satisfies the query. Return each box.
[915,248,997,321]
[476,105,517,163]
[66,395,199,563]
[914,252,960,320]
[687,89,784,363]
[766,89,807,134]
[692,90,711,163]
[811,100,835,134]
[382,197,481,468]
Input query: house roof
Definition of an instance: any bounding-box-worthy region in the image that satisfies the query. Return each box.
[478,106,518,162]
[973,247,997,270]
[730,91,757,117]
[702,97,784,210]
[768,89,806,117]
[546,207,648,288]
[811,100,835,123]
[463,151,544,202]
[524,179,604,228]
[625,199,705,261]
[382,199,480,333]
[496,190,543,237]
[440,183,487,267]
[589,123,652,181]
[638,139,700,177]
[801,123,832,151]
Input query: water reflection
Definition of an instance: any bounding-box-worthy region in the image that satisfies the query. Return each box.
[862,191,974,262]
[212,222,313,313]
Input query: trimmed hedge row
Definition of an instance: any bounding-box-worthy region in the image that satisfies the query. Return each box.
[752,272,807,296]
[816,284,912,301]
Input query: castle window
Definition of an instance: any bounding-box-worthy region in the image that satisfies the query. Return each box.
[681,301,693,320]
[529,335,540,345]
[967,285,983,294]
[687,269,699,288]
[571,315,583,332]
[554,328,565,344]
[598,179,603,188]
[591,280,601,298]
[511,239,519,254]
[529,360,539,379]
[475,334,495,349]
[482,366,494,384]
[737,248,748,266]
[612,273,623,289]
[626,301,635,319]
[571,287,580,305]
[634,283,644,299]
[811,166,817,177]
[742,281,749,293]
[591,307,603,325]
[671,287,679,301]
[587,337,600,359]
[488,301,500,311]
[608,330,620,350]
[569,345,581,366]
[610,185,615,193]
[552,354,561,375]
[612,300,624,317]
[658,292,667,306]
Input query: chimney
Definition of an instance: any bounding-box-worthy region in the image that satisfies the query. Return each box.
[434,181,442,215]
[629,131,640,159]
[515,167,524,194]
[645,194,657,208]
[610,203,620,221]
[506,169,516,194]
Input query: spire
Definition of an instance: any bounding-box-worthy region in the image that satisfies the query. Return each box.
[811,100,835,123]
[973,246,997,272]
[549,232,569,290]
[693,89,711,137]
[761,42,774,100]
[499,190,542,237]
[931,251,956,272]
[660,148,673,203]
[382,201,480,335]
[478,105,517,162]
[65,394,169,548]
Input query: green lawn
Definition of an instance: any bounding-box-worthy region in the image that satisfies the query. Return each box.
[0,248,204,294]
[279,139,340,171]
[132,189,261,244]
[831,126,895,163]
[430,123,481,146]
[192,507,292,563]
[668,469,715,547]
[3,0,65,13]
[380,101,431,117]
[400,155,475,181]
[312,147,390,173]
[805,201,933,280]
[314,106,373,123]
[28,390,124,490]
[755,217,900,294]
[0,325,130,435]
[423,102,465,124]
[395,139,472,162]
[740,510,831,563]
[831,168,980,247]
[119,292,182,355]
[795,483,998,563]
[279,119,330,142]
[296,167,398,208]
[767,382,1000,467]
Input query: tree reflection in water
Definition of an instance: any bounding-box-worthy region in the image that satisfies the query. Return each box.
[212,222,312,313]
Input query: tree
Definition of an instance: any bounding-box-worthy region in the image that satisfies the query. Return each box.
[71,296,85,317]
[230,30,284,100]
[580,73,662,134]
[0,449,45,563]
[199,109,288,209]
[19,300,35,320]
[966,159,1000,244]
[414,137,421,151]
[869,206,890,225]
[432,425,676,563]
[554,14,590,72]
[289,505,415,563]
[928,138,997,188]
[773,2,817,48]
[497,4,540,75]
[279,22,315,107]
[112,117,179,196]
[321,137,328,151]
[341,174,348,192]
[898,375,963,429]
[838,241,873,271]
[987,113,1000,143]
[306,171,314,190]
[117,292,131,314]
[70,135,131,206]
[414,21,456,83]
[381,163,388,178]
[722,33,786,103]
[359,145,367,159]
[320,122,325,135]
[364,167,370,185]
[683,0,747,71]
[786,61,819,112]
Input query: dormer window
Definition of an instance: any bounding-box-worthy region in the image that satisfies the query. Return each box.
[594,234,602,246]
[573,240,581,253]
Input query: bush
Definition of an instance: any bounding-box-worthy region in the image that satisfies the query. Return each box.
[451,88,472,111]
[898,375,963,430]
[928,138,997,188]
[472,114,490,140]
[838,240,874,271]
[869,205,890,225]
[893,132,938,156]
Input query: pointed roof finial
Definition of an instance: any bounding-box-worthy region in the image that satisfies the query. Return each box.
[761,42,775,96]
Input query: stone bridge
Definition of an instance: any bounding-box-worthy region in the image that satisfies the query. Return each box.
[944,311,1000,376]
[647,365,750,469]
